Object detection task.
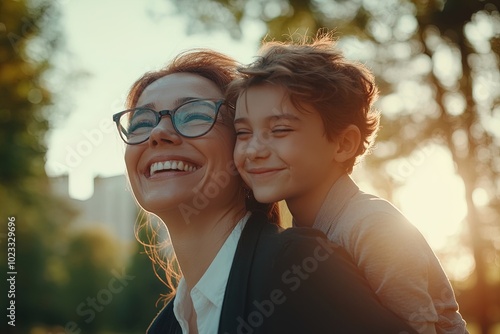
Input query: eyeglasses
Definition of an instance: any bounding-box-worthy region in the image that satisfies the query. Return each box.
[113,99,225,145]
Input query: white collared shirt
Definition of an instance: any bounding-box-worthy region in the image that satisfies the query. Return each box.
[173,212,250,334]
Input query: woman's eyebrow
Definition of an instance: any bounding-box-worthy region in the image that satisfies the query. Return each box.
[173,97,200,106]
[136,102,156,109]
[136,97,201,110]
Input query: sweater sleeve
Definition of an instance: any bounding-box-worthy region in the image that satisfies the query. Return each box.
[344,212,463,333]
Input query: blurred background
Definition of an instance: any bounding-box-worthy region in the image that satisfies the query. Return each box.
[1,0,499,333]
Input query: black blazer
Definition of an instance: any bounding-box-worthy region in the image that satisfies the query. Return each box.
[147,212,417,334]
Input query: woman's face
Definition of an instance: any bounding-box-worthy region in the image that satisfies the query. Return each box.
[125,73,241,223]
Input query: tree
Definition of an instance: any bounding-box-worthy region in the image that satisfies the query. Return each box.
[110,240,171,333]
[61,228,123,333]
[0,1,76,332]
[167,0,500,332]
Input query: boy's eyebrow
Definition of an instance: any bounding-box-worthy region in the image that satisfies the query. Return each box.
[234,114,300,125]
[268,114,300,122]
[233,116,249,126]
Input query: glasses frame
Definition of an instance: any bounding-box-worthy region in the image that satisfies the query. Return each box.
[112,99,225,145]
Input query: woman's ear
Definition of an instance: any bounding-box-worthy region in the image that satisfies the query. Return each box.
[334,125,361,163]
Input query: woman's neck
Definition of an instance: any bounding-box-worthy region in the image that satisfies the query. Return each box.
[159,204,247,290]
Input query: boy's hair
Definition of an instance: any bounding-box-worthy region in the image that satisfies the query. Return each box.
[228,33,380,173]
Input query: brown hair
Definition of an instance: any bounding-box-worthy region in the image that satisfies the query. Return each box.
[126,49,238,124]
[127,49,281,303]
[228,33,380,172]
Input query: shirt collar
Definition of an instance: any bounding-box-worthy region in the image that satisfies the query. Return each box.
[312,174,359,234]
[173,211,251,324]
[193,211,250,306]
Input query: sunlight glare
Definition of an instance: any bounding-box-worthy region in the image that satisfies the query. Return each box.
[394,145,476,281]
[396,145,467,250]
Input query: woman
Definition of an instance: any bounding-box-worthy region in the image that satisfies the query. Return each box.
[113,49,417,334]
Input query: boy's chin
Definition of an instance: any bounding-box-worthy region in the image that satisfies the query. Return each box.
[252,190,283,205]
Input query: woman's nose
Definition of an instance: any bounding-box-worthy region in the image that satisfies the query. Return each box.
[148,117,182,147]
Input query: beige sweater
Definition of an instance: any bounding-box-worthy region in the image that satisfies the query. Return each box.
[310,174,468,334]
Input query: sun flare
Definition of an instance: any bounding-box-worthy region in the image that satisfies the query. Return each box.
[396,145,473,281]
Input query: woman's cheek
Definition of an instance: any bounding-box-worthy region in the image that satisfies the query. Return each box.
[124,146,143,194]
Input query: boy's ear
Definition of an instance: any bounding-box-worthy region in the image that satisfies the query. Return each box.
[334,125,361,163]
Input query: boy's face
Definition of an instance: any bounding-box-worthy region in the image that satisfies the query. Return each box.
[234,84,344,211]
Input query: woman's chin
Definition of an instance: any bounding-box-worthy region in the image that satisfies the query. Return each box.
[138,193,195,218]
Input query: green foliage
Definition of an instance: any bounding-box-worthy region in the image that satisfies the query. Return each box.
[0,1,76,332]
[0,0,55,187]
[0,0,70,230]
[110,243,171,333]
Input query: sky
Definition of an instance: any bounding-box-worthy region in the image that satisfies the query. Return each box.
[44,0,474,280]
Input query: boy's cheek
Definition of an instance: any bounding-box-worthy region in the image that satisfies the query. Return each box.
[233,143,246,163]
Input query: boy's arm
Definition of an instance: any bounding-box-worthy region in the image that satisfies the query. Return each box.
[420,326,438,334]
[348,213,464,334]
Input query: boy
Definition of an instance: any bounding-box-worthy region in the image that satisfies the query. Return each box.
[229,34,468,334]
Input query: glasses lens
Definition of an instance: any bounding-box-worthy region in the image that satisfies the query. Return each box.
[173,100,218,137]
[119,108,157,144]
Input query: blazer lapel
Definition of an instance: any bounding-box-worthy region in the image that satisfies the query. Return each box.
[218,212,267,334]
[146,298,182,334]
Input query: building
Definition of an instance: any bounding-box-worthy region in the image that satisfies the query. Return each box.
[50,174,138,242]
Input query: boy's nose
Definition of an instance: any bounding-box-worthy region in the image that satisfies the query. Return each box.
[245,134,270,160]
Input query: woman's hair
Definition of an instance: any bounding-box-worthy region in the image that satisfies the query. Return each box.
[127,49,281,303]
[227,32,380,173]
[126,49,237,123]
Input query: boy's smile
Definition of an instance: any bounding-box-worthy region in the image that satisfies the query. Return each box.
[234,84,346,223]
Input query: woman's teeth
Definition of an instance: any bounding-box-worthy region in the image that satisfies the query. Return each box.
[150,160,198,176]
